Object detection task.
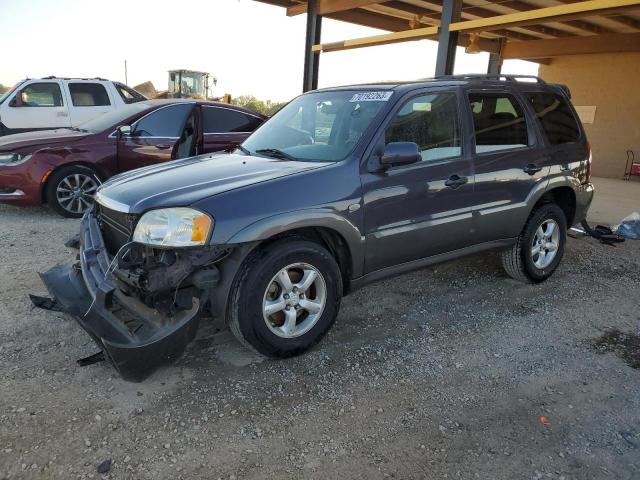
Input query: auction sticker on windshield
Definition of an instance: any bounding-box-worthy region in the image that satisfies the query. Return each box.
[349,92,393,102]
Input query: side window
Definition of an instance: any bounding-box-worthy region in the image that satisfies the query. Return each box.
[202,107,263,133]
[115,83,145,104]
[132,104,193,138]
[15,82,63,107]
[469,93,529,153]
[69,83,111,107]
[526,92,580,145]
[385,93,461,162]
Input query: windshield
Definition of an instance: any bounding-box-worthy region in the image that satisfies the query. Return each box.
[77,102,153,133]
[241,90,392,162]
[0,80,26,105]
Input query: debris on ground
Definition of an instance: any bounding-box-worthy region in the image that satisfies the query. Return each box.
[614,212,640,239]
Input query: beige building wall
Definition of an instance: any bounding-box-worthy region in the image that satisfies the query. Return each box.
[539,52,640,179]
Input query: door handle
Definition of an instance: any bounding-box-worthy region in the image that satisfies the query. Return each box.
[444,175,468,189]
[56,111,69,117]
[523,164,543,175]
[156,144,173,149]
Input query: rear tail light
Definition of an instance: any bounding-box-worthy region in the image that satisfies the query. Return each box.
[585,141,592,183]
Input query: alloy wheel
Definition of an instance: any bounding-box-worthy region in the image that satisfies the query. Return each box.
[262,262,327,338]
[531,219,560,269]
[55,173,100,215]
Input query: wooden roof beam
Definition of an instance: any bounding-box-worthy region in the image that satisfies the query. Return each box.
[498,0,615,34]
[447,0,640,34]
[311,25,503,53]
[503,31,640,57]
[381,0,566,39]
[287,0,389,16]
[553,0,640,30]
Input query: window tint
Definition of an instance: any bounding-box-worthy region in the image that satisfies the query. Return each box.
[469,93,529,153]
[132,103,193,138]
[385,93,461,162]
[115,83,146,104]
[202,107,263,133]
[17,82,63,107]
[69,83,111,107]
[526,92,580,145]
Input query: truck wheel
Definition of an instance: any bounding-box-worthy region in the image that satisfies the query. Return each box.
[45,165,101,218]
[501,203,567,283]
[228,238,343,357]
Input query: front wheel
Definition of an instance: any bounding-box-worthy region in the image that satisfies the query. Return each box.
[228,238,343,357]
[45,165,101,218]
[501,203,567,283]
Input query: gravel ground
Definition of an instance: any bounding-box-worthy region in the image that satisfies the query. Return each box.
[1,203,639,480]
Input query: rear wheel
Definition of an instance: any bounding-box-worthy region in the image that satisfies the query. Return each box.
[501,203,567,283]
[45,165,101,218]
[228,238,342,357]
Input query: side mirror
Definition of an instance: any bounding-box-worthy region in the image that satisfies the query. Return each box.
[380,142,421,167]
[117,125,132,137]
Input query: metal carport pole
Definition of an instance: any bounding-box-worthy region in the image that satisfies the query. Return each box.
[487,39,505,74]
[303,0,322,92]
[434,0,463,76]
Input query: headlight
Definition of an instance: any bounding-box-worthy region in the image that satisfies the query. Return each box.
[0,153,31,166]
[133,208,213,247]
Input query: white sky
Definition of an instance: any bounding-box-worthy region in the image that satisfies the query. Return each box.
[0,0,539,102]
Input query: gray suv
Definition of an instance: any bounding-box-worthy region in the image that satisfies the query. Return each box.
[40,75,594,381]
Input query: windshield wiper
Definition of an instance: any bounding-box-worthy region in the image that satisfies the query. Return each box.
[70,127,89,133]
[255,148,298,161]
[235,144,251,156]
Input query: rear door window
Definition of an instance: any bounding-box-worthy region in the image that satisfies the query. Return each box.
[69,83,111,106]
[526,92,580,145]
[132,103,193,138]
[202,106,263,133]
[469,93,529,153]
[385,92,461,162]
[16,82,63,107]
[115,83,146,104]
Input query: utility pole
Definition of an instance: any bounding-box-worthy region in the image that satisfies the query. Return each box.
[124,60,128,85]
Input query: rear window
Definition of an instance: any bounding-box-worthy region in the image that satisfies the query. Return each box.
[202,106,263,133]
[526,92,580,145]
[69,83,111,107]
[115,83,146,104]
[469,93,529,153]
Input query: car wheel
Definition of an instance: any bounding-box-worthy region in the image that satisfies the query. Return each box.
[501,203,567,283]
[45,165,101,218]
[228,238,343,357]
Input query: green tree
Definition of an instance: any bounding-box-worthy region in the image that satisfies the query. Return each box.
[232,95,287,117]
[0,84,8,95]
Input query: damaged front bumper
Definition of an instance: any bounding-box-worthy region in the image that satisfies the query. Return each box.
[39,213,212,381]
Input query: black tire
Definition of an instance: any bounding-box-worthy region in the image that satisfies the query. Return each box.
[501,203,567,283]
[227,238,343,358]
[45,165,101,218]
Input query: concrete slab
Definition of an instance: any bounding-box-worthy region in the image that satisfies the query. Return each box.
[588,177,640,226]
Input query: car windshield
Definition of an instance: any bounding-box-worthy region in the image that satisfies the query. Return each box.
[0,80,26,105]
[77,102,153,133]
[241,90,392,162]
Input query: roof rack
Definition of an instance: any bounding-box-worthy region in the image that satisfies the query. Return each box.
[42,75,108,81]
[435,74,546,84]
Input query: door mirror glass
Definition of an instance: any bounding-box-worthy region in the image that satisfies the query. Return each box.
[381,142,421,167]
[117,125,132,136]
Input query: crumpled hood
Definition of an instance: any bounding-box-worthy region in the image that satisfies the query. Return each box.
[96,152,331,213]
[0,128,89,152]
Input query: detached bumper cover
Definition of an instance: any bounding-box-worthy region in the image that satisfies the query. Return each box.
[40,213,200,381]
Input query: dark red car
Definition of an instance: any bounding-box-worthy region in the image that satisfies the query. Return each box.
[0,99,266,217]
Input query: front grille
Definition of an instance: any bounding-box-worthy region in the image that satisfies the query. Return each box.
[94,203,138,254]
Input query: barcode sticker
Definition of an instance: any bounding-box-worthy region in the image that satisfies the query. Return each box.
[349,91,393,102]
